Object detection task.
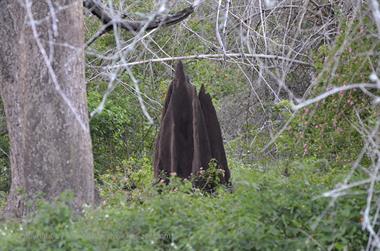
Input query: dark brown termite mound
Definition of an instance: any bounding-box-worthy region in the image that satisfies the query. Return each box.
[153,61,230,187]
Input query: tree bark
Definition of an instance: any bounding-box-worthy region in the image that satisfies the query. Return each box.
[0,0,94,217]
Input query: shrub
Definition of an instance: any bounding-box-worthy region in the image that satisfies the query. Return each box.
[0,159,368,250]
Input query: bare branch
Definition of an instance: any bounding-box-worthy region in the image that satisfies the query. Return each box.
[83,0,194,46]
[104,53,312,69]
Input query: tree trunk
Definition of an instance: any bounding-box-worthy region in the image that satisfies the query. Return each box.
[0,0,94,217]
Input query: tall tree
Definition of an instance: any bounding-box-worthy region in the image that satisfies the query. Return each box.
[0,0,94,217]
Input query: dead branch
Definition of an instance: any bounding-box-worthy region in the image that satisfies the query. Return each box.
[83,0,194,46]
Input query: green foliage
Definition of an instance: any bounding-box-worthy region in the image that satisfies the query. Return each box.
[0,193,78,251]
[191,159,227,192]
[0,101,10,193]
[0,191,6,210]
[186,61,244,100]
[276,16,379,165]
[0,160,368,250]
[98,156,153,201]
[0,134,9,192]
[87,83,157,180]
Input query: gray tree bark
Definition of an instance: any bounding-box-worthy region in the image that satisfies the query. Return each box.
[0,0,94,217]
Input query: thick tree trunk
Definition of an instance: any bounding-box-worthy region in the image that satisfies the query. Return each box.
[0,0,94,217]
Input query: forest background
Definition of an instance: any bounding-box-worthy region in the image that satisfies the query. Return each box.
[1,0,380,250]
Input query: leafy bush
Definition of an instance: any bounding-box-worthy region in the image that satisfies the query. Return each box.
[191,159,228,192]
[88,83,158,181]
[0,160,368,250]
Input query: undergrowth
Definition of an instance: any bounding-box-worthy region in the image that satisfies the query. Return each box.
[0,159,367,251]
